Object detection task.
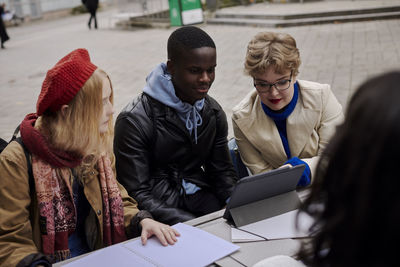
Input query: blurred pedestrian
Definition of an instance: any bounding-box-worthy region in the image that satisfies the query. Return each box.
[82,0,98,29]
[0,2,10,49]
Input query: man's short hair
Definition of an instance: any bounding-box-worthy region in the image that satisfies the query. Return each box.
[167,26,216,61]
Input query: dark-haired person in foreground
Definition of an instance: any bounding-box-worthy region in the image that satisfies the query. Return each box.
[254,72,400,267]
[114,26,238,225]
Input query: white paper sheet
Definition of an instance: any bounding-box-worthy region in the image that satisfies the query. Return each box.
[238,210,313,240]
[231,227,265,243]
[64,223,239,267]
[123,222,239,267]
[64,243,155,267]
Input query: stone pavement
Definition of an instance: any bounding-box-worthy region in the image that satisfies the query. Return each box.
[1,1,400,141]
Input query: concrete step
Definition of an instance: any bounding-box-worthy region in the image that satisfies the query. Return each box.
[207,10,400,27]
[113,9,170,29]
[215,5,400,20]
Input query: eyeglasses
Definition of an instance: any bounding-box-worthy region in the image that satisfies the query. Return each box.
[253,71,293,93]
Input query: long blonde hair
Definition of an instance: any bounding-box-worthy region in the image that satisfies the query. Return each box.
[37,69,114,159]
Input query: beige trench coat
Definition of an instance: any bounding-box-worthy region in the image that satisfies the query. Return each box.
[232,80,344,178]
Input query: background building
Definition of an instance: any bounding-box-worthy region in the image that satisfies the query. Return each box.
[2,0,110,19]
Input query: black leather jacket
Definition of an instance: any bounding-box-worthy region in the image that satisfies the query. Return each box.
[114,93,237,225]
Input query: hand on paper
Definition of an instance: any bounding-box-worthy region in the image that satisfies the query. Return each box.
[140,218,180,246]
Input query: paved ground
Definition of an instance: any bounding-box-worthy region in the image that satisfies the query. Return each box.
[1,1,400,140]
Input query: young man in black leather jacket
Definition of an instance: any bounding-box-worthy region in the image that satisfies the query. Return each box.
[114,26,238,225]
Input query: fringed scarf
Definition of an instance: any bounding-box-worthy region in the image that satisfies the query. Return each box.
[97,155,127,246]
[20,114,126,262]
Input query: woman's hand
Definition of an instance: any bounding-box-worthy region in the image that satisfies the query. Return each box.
[279,163,293,169]
[140,218,180,246]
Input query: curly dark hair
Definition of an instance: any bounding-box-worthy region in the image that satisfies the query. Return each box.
[167,26,215,62]
[297,71,400,267]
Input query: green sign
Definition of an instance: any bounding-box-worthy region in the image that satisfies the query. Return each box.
[169,0,183,26]
[181,0,201,10]
[169,0,203,26]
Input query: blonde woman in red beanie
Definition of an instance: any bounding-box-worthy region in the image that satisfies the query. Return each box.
[0,48,179,266]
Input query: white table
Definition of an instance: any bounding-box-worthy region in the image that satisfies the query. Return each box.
[186,209,303,267]
[55,189,309,266]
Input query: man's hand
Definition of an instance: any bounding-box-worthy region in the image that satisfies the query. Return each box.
[140,218,180,246]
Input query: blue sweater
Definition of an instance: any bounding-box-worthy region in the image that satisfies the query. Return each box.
[261,82,311,187]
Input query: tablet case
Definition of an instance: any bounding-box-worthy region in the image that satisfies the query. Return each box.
[224,165,305,227]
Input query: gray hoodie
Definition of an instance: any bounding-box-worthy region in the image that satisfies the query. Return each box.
[143,63,204,145]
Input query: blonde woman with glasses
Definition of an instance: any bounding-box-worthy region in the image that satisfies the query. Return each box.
[232,32,343,186]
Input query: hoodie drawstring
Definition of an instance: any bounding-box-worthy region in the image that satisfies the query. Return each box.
[185,106,203,144]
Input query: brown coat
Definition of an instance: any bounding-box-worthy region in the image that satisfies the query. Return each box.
[0,141,141,266]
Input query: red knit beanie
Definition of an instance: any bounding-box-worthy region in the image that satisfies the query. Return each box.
[36,48,98,116]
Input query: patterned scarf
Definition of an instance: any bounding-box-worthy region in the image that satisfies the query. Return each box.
[20,113,82,168]
[32,154,127,262]
[20,111,128,262]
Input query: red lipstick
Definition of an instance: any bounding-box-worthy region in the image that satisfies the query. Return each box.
[269,99,281,104]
